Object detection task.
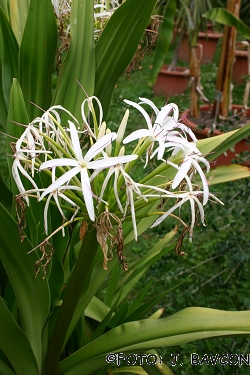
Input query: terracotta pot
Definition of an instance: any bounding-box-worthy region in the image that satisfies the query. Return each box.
[178,32,223,64]
[153,65,190,97]
[232,50,249,84]
[182,104,250,166]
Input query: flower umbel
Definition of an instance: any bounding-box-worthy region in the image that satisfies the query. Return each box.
[10,97,222,269]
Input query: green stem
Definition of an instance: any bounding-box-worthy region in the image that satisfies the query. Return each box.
[44,225,99,375]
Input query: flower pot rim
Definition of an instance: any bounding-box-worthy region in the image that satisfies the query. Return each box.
[198,31,223,39]
[182,104,250,137]
[234,50,249,57]
[160,65,190,77]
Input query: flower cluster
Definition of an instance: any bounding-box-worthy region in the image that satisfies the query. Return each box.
[11,96,222,269]
[51,0,120,38]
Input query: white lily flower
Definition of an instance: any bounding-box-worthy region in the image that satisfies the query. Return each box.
[11,126,50,203]
[39,121,137,221]
[151,174,222,241]
[12,154,40,204]
[123,98,197,166]
[167,139,210,205]
[123,100,167,166]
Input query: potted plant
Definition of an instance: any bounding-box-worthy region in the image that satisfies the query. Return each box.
[181,0,250,165]
[2,2,250,375]
[151,0,212,117]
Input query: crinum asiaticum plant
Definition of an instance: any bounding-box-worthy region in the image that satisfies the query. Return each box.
[2,1,250,375]
[6,93,250,375]
[12,95,223,274]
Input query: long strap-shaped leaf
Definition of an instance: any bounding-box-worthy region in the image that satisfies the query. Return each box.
[197,123,250,162]
[204,8,250,39]
[53,0,95,122]
[0,203,50,372]
[9,0,30,44]
[59,307,250,375]
[0,296,39,375]
[0,7,19,128]
[19,0,58,119]
[95,0,157,118]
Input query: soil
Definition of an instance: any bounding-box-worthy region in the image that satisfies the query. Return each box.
[186,106,250,134]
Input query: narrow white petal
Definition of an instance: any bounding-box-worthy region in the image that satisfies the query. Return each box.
[188,197,196,242]
[191,159,209,205]
[98,167,115,203]
[12,161,28,203]
[44,194,52,234]
[156,103,179,125]
[114,167,123,212]
[172,159,192,189]
[68,121,84,162]
[138,97,160,115]
[17,161,40,197]
[87,154,137,170]
[151,197,189,228]
[40,158,79,171]
[39,167,80,200]
[193,154,211,173]
[80,168,95,221]
[124,99,153,132]
[84,133,117,162]
[192,195,205,225]
[123,129,151,144]
[81,100,96,139]
[128,187,137,241]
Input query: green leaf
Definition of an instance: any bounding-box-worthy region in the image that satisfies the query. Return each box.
[124,276,190,323]
[95,0,157,118]
[197,123,250,162]
[0,7,19,110]
[53,0,95,122]
[85,296,113,322]
[64,255,118,346]
[0,203,50,372]
[149,0,176,86]
[206,164,250,185]
[0,359,16,375]
[9,0,30,44]
[104,264,121,307]
[0,173,12,213]
[59,307,250,375]
[0,296,39,375]
[204,8,250,39]
[0,1,9,18]
[19,0,58,119]
[115,229,177,305]
[108,302,129,329]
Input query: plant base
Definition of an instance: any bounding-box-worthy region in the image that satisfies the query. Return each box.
[183,104,250,166]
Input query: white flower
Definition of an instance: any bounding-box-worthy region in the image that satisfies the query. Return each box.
[167,138,210,205]
[123,98,197,166]
[97,148,172,240]
[39,121,137,221]
[151,174,223,241]
[12,151,40,204]
[11,124,50,203]
[123,99,168,161]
